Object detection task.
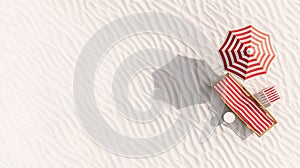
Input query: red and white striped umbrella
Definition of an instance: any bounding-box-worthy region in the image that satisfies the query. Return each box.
[219,25,275,80]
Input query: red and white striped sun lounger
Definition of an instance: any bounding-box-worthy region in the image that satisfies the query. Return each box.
[255,86,280,107]
[213,73,277,137]
[263,86,280,103]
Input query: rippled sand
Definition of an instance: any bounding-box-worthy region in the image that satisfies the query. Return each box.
[1,0,300,167]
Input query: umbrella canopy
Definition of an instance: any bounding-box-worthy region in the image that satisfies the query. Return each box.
[219,25,275,80]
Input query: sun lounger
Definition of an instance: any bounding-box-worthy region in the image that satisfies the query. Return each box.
[213,73,277,137]
[255,86,280,108]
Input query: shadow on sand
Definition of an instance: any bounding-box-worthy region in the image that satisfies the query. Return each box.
[152,55,253,140]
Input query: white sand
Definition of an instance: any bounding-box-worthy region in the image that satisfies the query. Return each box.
[1,0,300,167]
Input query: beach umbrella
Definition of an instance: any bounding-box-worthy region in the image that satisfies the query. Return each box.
[219,25,275,80]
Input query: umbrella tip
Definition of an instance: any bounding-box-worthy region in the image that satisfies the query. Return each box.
[246,48,254,55]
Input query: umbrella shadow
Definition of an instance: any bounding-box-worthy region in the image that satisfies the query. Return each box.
[152,55,219,109]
